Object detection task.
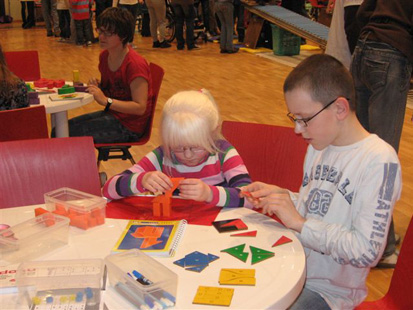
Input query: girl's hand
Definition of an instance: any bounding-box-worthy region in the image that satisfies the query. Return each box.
[142,171,173,193]
[178,178,212,203]
[87,84,107,106]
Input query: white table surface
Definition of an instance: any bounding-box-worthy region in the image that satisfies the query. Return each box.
[0,205,306,310]
[33,90,94,138]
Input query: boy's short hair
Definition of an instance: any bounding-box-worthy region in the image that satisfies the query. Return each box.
[283,54,356,110]
[161,90,223,159]
[96,7,135,46]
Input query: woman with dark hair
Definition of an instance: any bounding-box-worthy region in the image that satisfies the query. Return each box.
[64,7,153,144]
[0,45,29,111]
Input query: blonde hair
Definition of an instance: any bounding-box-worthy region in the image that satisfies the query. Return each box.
[161,89,223,160]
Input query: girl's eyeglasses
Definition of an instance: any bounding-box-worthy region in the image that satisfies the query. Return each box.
[171,146,205,154]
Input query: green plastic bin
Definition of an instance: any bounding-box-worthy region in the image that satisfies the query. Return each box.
[271,24,301,56]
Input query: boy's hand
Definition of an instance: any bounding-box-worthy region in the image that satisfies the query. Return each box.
[240,182,287,205]
[257,193,306,233]
[142,171,172,193]
[178,179,212,203]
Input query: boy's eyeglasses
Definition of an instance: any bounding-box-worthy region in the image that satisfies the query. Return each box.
[171,146,205,154]
[96,28,115,37]
[287,97,343,127]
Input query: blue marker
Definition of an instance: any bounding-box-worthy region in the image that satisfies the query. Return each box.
[132,270,153,285]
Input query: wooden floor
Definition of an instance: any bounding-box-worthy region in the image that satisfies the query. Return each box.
[3,22,412,303]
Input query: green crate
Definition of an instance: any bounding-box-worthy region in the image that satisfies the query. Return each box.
[271,24,301,56]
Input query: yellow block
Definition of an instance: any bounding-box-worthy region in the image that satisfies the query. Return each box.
[193,286,234,306]
[219,268,256,286]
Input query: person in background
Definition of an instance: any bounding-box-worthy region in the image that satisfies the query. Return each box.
[215,0,238,53]
[241,54,401,309]
[114,0,140,48]
[0,45,29,111]
[146,0,172,48]
[350,0,412,268]
[70,0,94,46]
[171,0,199,50]
[56,0,71,42]
[62,7,152,144]
[41,0,61,36]
[103,89,252,208]
[20,0,36,29]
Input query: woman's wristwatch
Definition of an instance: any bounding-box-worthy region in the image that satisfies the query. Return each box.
[104,98,113,112]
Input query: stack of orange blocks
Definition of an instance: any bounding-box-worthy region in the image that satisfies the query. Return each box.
[35,204,105,230]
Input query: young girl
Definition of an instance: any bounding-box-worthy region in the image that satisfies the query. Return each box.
[66,7,152,143]
[103,90,251,208]
[0,45,29,111]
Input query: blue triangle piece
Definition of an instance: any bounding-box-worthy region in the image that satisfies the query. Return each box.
[185,264,209,272]
[208,253,220,263]
[173,258,186,268]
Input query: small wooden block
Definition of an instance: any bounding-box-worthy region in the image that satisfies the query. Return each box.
[193,286,234,307]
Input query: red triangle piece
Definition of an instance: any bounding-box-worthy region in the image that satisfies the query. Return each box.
[231,230,257,237]
[221,219,240,227]
[272,236,293,247]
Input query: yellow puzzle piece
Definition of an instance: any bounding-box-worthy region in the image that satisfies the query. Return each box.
[219,268,256,286]
[193,286,234,307]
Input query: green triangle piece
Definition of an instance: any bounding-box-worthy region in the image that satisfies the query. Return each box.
[249,246,274,256]
[221,244,249,262]
[250,246,275,265]
[221,244,246,254]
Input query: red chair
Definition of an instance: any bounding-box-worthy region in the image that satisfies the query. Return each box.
[0,137,102,208]
[4,50,41,81]
[356,216,413,310]
[95,62,165,167]
[221,121,308,191]
[0,105,48,142]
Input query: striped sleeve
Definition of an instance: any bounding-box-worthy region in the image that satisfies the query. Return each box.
[209,140,252,208]
[102,147,164,200]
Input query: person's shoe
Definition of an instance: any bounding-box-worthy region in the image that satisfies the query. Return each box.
[47,31,53,37]
[58,37,66,42]
[395,233,401,245]
[152,41,161,48]
[86,41,93,47]
[159,41,171,48]
[226,48,239,54]
[188,44,200,50]
[220,49,227,53]
[177,45,185,50]
[376,249,399,268]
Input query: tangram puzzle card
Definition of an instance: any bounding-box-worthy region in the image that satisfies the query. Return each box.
[193,286,234,307]
[173,251,219,272]
[212,218,248,233]
[221,244,275,264]
[219,268,256,286]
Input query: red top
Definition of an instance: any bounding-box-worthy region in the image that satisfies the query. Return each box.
[98,46,152,134]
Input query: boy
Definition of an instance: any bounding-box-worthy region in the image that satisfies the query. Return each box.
[241,54,401,309]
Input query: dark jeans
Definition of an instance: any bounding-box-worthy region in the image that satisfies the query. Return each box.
[172,3,196,49]
[215,1,234,51]
[198,0,210,32]
[351,34,412,257]
[57,10,71,39]
[65,111,143,144]
[21,1,35,26]
[118,3,139,42]
[233,0,245,41]
[95,0,112,19]
[74,19,93,44]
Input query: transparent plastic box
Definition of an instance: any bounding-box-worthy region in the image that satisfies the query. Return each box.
[44,187,106,230]
[16,259,104,309]
[105,249,177,309]
[0,213,69,264]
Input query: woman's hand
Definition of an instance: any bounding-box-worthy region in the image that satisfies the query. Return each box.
[87,84,107,106]
[178,178,212,203]
[142,171,173,193]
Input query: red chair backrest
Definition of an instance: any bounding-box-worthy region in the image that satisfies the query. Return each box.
[222,121,308,192]
[4,50,41,81]
[0,105,49,142]
[0,137,102,208]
